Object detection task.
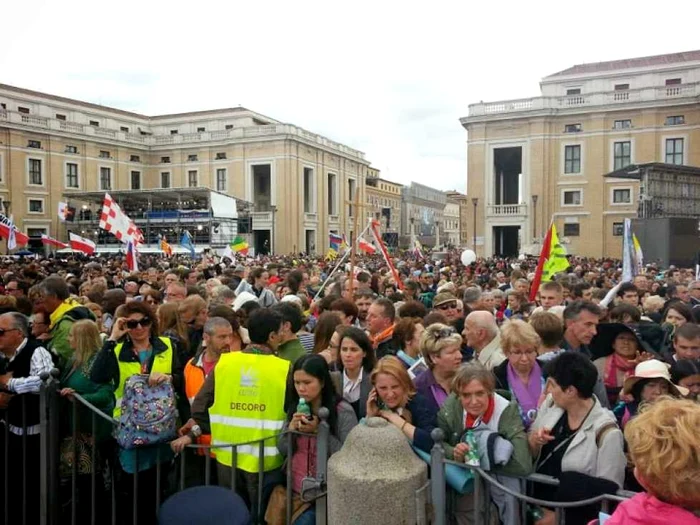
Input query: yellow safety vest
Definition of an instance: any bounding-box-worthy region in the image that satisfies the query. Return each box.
[209,351,289,473]
[113,337,173,419]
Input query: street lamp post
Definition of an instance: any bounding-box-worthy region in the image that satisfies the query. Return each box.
[434,220,440,249]
[270,205,277,255]
[410,217,415,248]
[532,195,538,241]
[471,198,478,253]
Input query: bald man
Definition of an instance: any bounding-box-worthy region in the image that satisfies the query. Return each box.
[463,311,506,370]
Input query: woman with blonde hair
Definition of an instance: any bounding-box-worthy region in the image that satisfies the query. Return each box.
[602,398,700,524]
[413,323,463,420]
[158,302,190,352]
[366,356,436,452]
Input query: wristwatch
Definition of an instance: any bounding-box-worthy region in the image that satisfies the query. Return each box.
[188,424,202,440]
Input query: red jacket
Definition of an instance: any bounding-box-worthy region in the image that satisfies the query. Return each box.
[599,493,700,525]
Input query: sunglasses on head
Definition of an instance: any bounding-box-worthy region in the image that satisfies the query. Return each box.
[434,327,456,340]
[125,317,152,329]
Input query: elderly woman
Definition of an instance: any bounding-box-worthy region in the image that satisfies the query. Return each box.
[529,352,625,525]
[392,317,425,367]
[413,323,464,418]
[366,356,436,452]
[592,324,653,406]
[603,399,700,524]
[438,362,532,525]
[493,320,545,430]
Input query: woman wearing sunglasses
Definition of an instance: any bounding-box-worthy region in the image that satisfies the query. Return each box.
[90,300,181,524]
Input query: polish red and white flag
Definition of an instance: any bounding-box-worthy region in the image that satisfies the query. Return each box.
[99,193,144,245]
[69,232,96,255]
[358,237,377,254]
[41,234,69,250]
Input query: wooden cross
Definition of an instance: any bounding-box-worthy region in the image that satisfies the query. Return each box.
[344,187,377,289]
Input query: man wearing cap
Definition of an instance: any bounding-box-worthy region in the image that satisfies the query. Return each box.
[432,292,461,323]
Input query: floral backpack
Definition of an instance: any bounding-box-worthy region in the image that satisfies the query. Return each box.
[115,374,178,449]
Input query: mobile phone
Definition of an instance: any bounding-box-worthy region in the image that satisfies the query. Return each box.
[377,398,387,411]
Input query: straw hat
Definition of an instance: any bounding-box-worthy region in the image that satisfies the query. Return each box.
[622,359,689,397]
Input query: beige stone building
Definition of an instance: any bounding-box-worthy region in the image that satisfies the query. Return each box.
[365,169,402,247]
[460,50,700,258]
[445,190,470,247]
[443,199,461,248]
[0,83,370,254]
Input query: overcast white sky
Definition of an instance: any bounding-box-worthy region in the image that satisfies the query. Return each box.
[3,0,700,192]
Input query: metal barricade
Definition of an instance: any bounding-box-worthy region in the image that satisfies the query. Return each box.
[428,428,635,525]
[20,370,331,525]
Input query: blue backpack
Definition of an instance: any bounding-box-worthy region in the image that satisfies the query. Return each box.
[115,374,178,449]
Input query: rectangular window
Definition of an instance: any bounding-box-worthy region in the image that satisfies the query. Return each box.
[65,145,78,154]
[613,222,624,236]
[665,138,684,165]
[613,188,631,204]
[28,140,41,149]
[303,167,314,213]
[614,141,631,169]
[564,123,582,133]
[130,154,140,162]
[563,190,582,206]
[665,78,681,86]
[665,115,685,126]
[18,107,30,114]
[120,126,129,132]
[99,150,110,159]
[613,119,632,129]
[66,163,79,188]
[131,171,141,190]
[216,168,227,191]
[327,173,338,215]
[564,145,581,174]
[28,159,42,185]
[225,124,233,130]
[566,88,581,95]
[100,167,112,190]
[56,114,66,121]
[215,152,227,160]
[161,172,171,189]
[89,120,99,127]
[348,179,356,216]
[188,170,198,187]
[614,84,630,91]
[161,156,170,163]
[564,223,580,236]
[29,199,43,213]
[170,129,178,135]
[187,154,198,162]
[197,127,205,132]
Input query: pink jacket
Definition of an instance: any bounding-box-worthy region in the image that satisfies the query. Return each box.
[602,493,700,525]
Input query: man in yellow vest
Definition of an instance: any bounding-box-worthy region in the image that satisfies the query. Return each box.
[190,308,289,522]
[171,317,234,486]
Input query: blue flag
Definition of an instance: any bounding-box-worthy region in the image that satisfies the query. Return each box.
[180,230,195,258]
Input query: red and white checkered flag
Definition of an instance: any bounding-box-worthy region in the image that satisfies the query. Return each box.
[99,193,144,245]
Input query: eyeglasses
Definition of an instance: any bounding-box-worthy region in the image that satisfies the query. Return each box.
[436,302,457,311]
[510,349,537,358]
[125,317,152,329]
[434,327,456,340]
[0,328,20,337]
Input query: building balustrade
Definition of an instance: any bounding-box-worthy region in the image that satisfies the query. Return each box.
[486,203,528,217]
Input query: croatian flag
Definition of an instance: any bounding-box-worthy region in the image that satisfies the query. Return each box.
[126,240,139,272]
[69,232,96,255]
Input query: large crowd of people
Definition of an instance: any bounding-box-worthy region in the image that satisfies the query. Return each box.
[0,249,699,524]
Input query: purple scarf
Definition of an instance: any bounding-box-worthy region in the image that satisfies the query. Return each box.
[507,362,543,426]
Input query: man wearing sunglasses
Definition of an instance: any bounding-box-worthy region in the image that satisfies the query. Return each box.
[0,312,55,525]
[432,292,461,322]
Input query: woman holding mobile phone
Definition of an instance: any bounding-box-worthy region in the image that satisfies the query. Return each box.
[277,354,358,525]
[366,356,436,452]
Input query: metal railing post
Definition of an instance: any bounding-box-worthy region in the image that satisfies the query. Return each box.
[315,407,330,525]
[429,428,446,525]
[39,369,60,525]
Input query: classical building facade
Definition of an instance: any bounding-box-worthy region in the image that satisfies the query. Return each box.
[0,83,370,254]
[365,169,402,247]
[460,50,700,258]
[400,182,446,248]
[445,190,470,247]
[443,200,461,248]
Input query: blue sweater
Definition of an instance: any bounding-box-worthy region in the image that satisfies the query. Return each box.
[407,392,437,453]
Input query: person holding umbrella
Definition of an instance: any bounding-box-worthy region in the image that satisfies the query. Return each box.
[590,324,656,406]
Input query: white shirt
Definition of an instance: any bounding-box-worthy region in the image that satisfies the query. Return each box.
[5,338,55,394]
[343,368,363,404]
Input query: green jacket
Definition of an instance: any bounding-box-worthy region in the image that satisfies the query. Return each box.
[277,337,306,365]
[437,391,532,478]
[48,304,96,366]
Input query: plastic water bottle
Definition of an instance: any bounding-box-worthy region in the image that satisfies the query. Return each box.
[463,430,480,466]
[296,398,312,417]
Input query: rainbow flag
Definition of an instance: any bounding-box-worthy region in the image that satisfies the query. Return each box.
[231,236,249,255]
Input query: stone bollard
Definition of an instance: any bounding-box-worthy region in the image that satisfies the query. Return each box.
[327,416,428,524]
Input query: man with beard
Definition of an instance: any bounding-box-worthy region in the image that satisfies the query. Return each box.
[354,289,375,330]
